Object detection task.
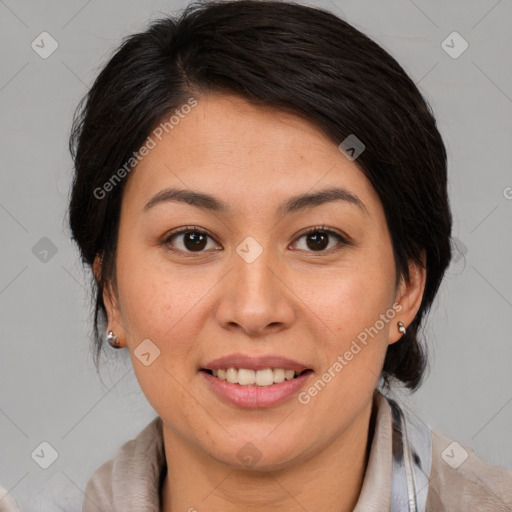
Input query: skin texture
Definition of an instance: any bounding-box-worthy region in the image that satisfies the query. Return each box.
[96,93,426,512]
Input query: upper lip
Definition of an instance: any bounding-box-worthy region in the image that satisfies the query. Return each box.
[202,353,312,373]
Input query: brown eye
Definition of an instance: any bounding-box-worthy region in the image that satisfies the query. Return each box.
[181,231,208,251]
[163,228,219,254]
[293,228,348,253]
[305,231,329,251]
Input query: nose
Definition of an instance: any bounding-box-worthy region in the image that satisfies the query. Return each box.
[214,245,295,337]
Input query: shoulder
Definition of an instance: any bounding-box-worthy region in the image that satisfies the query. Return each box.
[0,486,21,512]
[82,416,164,512]
[427,429,512,511]
[83,457,115,511]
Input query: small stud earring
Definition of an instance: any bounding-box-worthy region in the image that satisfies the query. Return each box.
[107,331,121,348]
[397,321,407,335]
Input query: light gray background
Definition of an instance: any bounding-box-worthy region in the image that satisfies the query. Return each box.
[1,0,511,510]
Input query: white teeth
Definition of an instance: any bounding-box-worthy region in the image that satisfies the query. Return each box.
[284,369,295,380]
[273,368,285,383]
[255,368,273,386]
[210,367,301,386]
[238,368,255,386]
[226,368,238,384]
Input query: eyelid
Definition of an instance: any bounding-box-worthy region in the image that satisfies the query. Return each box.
[162,225,219,246]
[295,225,350,243]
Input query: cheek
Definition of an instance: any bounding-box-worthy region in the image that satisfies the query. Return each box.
[302,245,397,382]
[307,258,395,339]
[113,240,178,345]
[297,273,395,416]
[114,250,213,423]
[117,264,209,349]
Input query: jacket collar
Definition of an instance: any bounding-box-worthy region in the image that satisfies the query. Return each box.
[353,390,432,511]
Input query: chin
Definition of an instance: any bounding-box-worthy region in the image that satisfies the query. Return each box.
[205,434,312,472]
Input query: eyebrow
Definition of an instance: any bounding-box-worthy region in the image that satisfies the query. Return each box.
[143,186,367,216]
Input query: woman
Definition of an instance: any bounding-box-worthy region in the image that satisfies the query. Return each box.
[59,0,512,510]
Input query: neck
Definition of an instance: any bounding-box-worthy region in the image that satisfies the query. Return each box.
[160,396,376,512]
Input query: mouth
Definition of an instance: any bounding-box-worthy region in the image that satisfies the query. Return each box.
[200,366,315,408]
[200,354,314,406]
[200,367,314,387]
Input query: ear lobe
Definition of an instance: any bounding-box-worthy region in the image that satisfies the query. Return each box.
[390,250,426,344]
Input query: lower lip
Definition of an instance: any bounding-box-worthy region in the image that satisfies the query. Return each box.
[200,370,313,408]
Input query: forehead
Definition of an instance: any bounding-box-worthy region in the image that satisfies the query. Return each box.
[122,93,382,219]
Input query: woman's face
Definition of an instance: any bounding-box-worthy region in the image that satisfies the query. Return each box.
[101,92,425,470]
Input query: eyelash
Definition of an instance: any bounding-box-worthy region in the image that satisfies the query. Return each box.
[162,225,350,256]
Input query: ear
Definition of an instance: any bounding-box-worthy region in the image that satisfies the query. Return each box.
[93,255,102,282]
[93,255,126,347]
[389,250,426,345]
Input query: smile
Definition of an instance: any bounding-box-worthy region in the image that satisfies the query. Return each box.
[200,368,314,408]
[203,367,311,387]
